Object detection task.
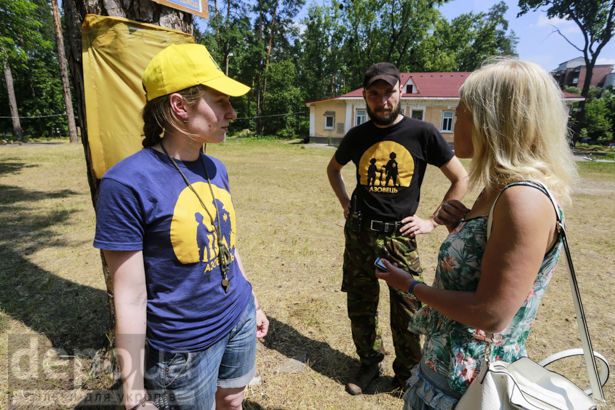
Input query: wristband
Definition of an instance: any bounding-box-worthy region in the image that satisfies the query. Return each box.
[128,395,149,410]
[408,279,424,296]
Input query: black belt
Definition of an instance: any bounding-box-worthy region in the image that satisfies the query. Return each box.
[365,219,402,234]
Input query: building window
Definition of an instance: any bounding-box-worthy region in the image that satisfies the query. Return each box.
[324,112,335,129]
[404,79,416,94]
[441,111,453,132]
[411,109,423,120]
[356,109,367,125]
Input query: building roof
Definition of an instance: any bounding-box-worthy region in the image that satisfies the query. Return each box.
[305,71,584,105]
[339,72,471,99]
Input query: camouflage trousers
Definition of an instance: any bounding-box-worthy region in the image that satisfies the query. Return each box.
[341,220,423,381]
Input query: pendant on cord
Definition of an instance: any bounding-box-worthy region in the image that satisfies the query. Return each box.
[218,242,232,292]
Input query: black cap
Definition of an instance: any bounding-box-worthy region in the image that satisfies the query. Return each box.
[363,62,400,88]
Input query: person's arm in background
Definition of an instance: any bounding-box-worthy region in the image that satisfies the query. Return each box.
[234,250,269,341]
[378,186,557,332]
[327,156,351,219]
[399,156,468,236]
[105,250,157,410]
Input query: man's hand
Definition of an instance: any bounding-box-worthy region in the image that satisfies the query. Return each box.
[256,308,269,341]
[341,198,350,219]
[433,200,470,229]
[399,215,438,237]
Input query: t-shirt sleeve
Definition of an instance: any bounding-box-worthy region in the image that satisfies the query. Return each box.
[93,178,144,251]
[334,131,354,165]
[425,125,454,167]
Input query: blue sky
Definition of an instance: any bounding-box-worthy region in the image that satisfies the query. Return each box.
[434,0,615,71]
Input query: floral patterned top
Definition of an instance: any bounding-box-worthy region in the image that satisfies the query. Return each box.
[410,190,563,396]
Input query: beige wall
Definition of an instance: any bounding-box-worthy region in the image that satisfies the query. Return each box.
[425,104,456,144]
[312,101,348,140]
[309,98,459,144]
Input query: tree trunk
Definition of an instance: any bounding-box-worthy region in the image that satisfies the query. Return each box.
[51,0,79,144]
[61,0,194,353]
[572,55,598,146]
[3,61,23,140]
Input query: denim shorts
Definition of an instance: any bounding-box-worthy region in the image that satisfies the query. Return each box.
[144,298,256,410]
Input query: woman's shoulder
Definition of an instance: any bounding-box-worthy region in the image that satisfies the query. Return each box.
[495,182,556,216]
[490,182,558,237]
[103,148,159,183]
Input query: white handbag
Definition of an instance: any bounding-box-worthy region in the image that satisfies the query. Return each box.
[456,181,609,410]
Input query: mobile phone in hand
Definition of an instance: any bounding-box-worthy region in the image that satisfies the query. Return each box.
[374,257,388,271]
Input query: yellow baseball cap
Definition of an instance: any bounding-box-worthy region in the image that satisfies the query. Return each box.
[142,43,250,101]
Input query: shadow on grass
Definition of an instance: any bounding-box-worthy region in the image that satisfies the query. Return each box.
[73,316,357,408]
[264,316,356,384]
[0,183,109,353]
[0,159,37,176]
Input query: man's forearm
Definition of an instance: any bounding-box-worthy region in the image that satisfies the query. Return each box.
[326,163,350,208]
[442,177,468,202]
[329,173,349,206]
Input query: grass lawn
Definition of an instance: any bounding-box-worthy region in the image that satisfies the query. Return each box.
[1,140,614,409]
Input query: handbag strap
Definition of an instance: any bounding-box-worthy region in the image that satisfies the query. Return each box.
[486,180,606,402]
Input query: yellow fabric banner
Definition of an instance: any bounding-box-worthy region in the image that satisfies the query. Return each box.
[82,14,194,179]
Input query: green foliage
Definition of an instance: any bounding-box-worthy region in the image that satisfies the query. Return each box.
[577,89,615,142]
[416,1,518,72]
[262,59,306,137]
[298,3,347,100]
[564,85,581,94]
[196,0,518,139]
[338,0,447,87]
[584,96,613,141]
[0,0,67,138]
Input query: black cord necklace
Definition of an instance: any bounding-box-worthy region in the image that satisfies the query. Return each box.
[160,141,232,292]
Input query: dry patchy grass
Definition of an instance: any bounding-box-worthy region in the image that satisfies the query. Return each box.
[0,141,613,409]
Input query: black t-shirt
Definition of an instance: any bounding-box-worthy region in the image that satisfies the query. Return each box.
[335,116,453,220]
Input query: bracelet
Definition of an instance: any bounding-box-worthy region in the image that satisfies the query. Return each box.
[128,395,149,410]
[408,279,424,296]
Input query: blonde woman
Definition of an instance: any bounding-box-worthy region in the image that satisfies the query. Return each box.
[94,44,269,410]
[376,59,577,409]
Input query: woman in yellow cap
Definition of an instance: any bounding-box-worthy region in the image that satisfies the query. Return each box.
[94,43,268,410]
[375,58,577,409]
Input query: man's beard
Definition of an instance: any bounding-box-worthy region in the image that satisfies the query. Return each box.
[366,103,401,126]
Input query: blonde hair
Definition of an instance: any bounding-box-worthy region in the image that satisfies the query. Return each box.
[459,58,577,204]
[142,85,208,147]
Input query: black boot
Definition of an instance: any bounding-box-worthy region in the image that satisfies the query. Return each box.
[345,363,383,395]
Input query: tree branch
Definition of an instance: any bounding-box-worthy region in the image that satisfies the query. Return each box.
[550,24,583,52]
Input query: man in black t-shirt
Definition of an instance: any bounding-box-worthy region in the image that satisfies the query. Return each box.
[327,62,468,395]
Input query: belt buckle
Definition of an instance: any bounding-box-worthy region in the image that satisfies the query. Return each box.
[386,222,395,234]
[370,220,383,232]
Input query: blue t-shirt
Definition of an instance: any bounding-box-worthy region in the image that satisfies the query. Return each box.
[94,148,252,352]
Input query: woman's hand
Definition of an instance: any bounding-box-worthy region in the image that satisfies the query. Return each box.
[374,259,413,292]
[433,199,470,229]
[256,308,269,341]
[125,392,158,410]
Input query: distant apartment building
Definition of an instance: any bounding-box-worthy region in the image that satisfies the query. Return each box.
[552,56,614,89]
